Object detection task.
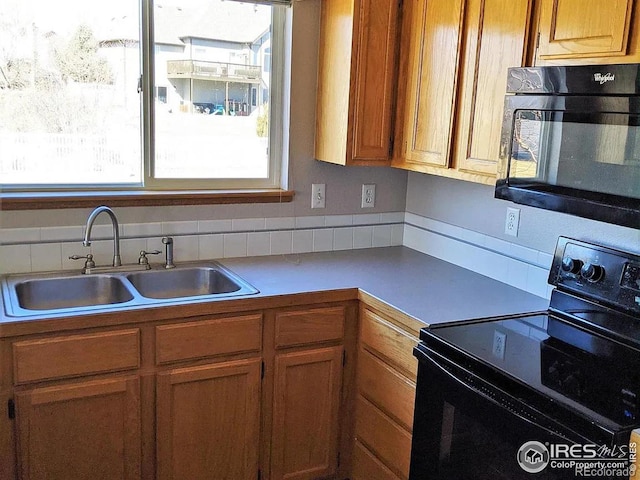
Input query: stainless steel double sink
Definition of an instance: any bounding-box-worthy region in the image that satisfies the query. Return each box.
[1,262,259,317]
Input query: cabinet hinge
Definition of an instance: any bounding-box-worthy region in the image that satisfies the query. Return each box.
[261,361,265,380]
[342,351,347,367]
[7,399,15,420]
[536,31,540,50]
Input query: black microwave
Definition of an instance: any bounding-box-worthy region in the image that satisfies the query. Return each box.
[495,64,640,229]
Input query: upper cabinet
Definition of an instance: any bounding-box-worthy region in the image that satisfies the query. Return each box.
[315,0,400,166]
[536,0,640,64]
[394,0,465,170]
[314,0,640,184]
[393,0,533,184]
[453,0,534,178]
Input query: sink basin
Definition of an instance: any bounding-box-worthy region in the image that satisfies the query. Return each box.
[126,266,257,299]
[14,275,134,311]
[1,262,258,317]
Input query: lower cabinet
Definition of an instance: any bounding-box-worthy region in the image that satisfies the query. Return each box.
[352,306,419,480]
[4,300,356,480]
[271,346,344,480]
[15,376,141,480]
[352,439,401,480]
[156,358,262,480]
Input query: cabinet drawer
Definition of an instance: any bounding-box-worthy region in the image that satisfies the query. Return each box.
[360,309,418,380]
[13,329,140,385]
[155,314,262,364]
[358,348,415,431]
[275,306,345,348]
[353,440,402,480]
[355,395,412,479]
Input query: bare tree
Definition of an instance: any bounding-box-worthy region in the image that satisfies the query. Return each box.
[54,24,113,84]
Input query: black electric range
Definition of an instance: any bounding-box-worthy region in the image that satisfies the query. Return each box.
[410,237,640,479]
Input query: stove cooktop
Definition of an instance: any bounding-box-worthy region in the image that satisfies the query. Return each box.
[421,237,640,435]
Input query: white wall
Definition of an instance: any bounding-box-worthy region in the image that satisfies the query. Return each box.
[405,173,639,255]
[402,172,639,300]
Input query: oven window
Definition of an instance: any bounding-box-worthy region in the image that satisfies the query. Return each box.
[508,110,640,200]
[432,401,572,479]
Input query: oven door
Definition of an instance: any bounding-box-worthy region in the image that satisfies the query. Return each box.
[410,343,629,480]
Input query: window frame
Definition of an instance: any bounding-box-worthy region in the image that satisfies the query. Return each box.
[0,0,288,197]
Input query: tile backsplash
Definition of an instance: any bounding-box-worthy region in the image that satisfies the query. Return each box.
[0,210,554,299]
[403,212,554,299]
[0,213,405,275]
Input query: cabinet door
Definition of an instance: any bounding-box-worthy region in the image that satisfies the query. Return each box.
[453,0,533,177]
[15,376,141,480]
[537,0,634,60]
[156,358,261,480]
[397,0,465,168]
[271,346,343,480]
[351,0,400,162]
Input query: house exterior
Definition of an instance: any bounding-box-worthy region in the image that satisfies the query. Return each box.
[97,1,271,115]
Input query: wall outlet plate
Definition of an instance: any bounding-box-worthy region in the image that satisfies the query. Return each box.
[361,184,375,208]
[492,330,506,360]
[504,207,520,237]
[311,183,325,209]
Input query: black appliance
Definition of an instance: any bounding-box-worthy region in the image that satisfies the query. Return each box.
[495,64,640,229]
[410,237,640,479]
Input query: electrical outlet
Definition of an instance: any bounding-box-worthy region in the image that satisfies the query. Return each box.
[311,184,325,209]
[504,207,520,237]
[361,184,375,208]
[492,330,506,360]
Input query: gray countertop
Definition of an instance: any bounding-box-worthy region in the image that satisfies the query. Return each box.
[0,246,549,335]
[220,246,549,326]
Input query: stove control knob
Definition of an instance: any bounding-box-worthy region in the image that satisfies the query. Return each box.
[580,263,605,282]
[561,257,583,275]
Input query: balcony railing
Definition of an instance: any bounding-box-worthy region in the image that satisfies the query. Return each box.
[167,60,261,83]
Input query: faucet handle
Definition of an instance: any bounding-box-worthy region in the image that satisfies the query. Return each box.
[69,254,96,273]
[138,250,161,266]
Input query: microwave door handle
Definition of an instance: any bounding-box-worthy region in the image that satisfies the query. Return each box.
[416,346,581,443]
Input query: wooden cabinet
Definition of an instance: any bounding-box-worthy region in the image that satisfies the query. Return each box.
[269,305,349,480]
[15,376,141,480]
[271,347,344,480]
[155,313,263,480]
[393,0,465,170]
[4,299,356,480]
[12,329,140,384]
[352,307,418,480]
[535,0,640,64]
[156,359,261,480]
[315,0,400,165]
[8,328,142,480]
[452,0,533,178]
[393,0,533,184]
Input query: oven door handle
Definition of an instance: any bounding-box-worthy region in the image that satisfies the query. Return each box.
[415,344,586,443]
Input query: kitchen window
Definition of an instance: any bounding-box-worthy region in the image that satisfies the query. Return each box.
[0,0,288,196]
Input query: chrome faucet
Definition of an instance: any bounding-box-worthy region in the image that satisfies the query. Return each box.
[83,206,122,267]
